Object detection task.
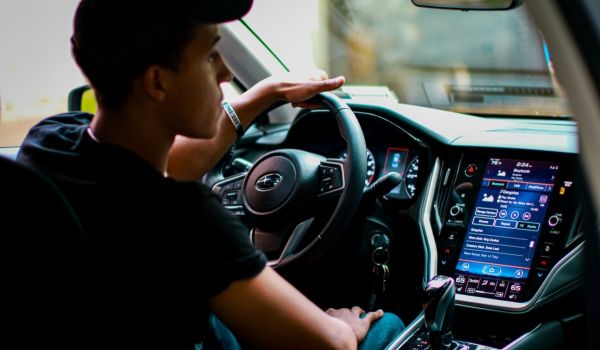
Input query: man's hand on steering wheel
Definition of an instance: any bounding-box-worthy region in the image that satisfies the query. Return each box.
[167,70,345,181]
[259,70,346,109]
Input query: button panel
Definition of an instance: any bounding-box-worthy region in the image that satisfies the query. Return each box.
[318,164,344,194]
[213,176,246,216]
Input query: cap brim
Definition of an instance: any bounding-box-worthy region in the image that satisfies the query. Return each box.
[197,0,254,23]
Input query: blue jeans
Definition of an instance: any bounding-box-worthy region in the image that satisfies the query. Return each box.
[359,312,405,350]
[199,312,405,350]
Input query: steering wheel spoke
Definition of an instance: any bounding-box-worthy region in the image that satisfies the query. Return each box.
[317,159,346,197]
[211,172,247,216]
[251,218,316,267]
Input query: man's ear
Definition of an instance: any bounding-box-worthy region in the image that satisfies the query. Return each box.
[142,65,168,102]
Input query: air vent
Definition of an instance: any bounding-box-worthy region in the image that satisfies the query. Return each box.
[431,157,460,235]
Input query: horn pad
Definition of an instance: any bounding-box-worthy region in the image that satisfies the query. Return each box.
[244,156,297,213]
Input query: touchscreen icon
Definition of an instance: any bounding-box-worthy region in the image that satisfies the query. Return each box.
[499,210,507,218]
[515,269,524,278]
[522,212,531,220]
[483,265,502,276]
[482,194,495,203]
[460,262,470,271]
[497,170,506,177]
[511,211,519,219]
[539,195,548,204]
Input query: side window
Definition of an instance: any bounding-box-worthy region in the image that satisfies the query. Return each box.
[0,0,86,147]
[221,82,242,101]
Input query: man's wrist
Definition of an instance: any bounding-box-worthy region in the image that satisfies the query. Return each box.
[222,101,244,138]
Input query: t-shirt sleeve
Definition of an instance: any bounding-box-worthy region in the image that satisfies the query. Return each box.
[182,183,267,299]
[17,112,94,167]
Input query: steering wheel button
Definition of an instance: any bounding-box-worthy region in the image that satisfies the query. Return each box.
[334,172,343,183]
[226,191,238,200]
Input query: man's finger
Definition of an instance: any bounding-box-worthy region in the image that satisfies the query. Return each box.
[362,309,384,324]
[323,76,345,88]
[318,69,329,80]
[351,306,365,316]
[310,69,329,81]
[309,76,345,92]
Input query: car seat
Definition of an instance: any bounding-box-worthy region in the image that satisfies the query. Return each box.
[0,155,84,348]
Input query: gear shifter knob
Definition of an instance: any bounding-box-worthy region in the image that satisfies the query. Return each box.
[424,275,455,349]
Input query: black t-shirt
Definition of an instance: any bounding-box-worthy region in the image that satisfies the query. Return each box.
[17,112,266,349]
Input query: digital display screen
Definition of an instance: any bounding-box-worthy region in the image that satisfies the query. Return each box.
[455,159,559,288]
[383,147,408,196]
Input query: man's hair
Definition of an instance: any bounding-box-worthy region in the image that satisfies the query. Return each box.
[71,0,252,109]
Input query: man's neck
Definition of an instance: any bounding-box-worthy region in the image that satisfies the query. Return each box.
[90,105,174,175]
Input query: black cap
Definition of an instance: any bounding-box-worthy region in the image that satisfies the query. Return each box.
[72,0,253,65]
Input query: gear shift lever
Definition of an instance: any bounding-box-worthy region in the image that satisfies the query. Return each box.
[424,275,455,349]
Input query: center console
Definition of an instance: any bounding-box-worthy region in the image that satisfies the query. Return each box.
[386,151,583,349]
[434,152,581,309]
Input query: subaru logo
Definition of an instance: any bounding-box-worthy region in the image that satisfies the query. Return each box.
[255,173,283,191]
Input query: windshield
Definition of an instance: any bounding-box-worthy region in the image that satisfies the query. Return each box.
[244,0,572,118]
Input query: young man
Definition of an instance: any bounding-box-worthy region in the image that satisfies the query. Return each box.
[18,0,403,348]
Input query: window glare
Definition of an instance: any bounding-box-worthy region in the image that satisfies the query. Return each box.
[0,0,86,146]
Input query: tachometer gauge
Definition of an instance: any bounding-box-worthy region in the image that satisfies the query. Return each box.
[405,156,419,198]
[339,149,376,187]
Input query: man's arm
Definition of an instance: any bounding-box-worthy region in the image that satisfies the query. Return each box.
[167,72,344,180]
[209,266,382,350]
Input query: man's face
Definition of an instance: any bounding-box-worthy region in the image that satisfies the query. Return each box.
[165,24,231,139]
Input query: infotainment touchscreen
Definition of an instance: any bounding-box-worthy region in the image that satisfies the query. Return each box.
[454,158,559,299]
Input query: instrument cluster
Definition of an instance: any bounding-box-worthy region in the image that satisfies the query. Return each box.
[286,110,428,203]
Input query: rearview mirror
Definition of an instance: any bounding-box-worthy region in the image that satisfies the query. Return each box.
[411,0,522,10]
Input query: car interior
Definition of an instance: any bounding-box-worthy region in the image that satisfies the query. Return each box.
[1,0,599,349]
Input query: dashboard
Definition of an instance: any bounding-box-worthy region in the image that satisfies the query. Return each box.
[274,101,583,314]
[210,98,583,322]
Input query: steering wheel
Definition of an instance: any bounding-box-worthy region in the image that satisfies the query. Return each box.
[214,92,366,269]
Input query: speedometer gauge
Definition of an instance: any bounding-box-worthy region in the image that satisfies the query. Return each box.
[405,156,419,198]
[339,149,376,187]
